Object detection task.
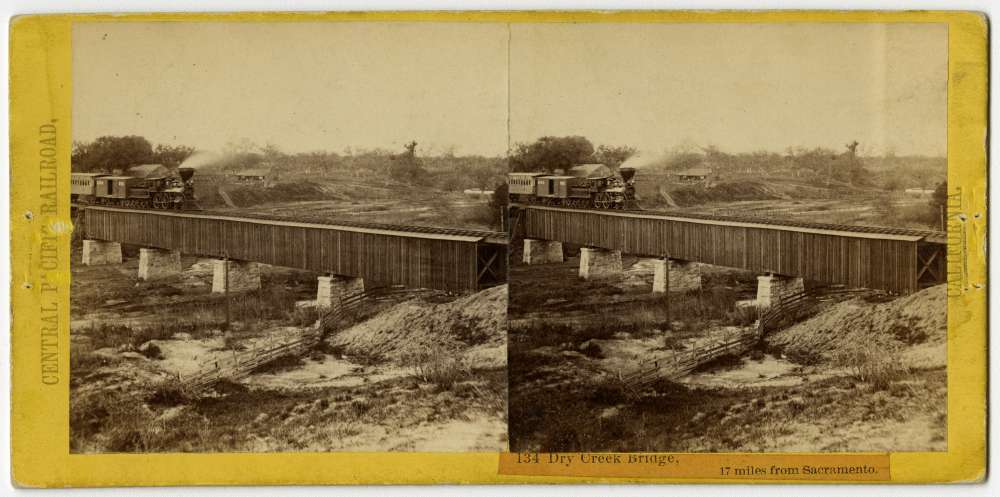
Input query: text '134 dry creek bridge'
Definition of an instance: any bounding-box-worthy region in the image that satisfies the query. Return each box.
[511,204,946,295]
[76,206,507,294]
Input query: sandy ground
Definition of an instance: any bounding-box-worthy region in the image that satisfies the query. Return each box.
[241,354,412,390]
[508,254,948,453]
[681,354,804,389]
[70,248,507,453]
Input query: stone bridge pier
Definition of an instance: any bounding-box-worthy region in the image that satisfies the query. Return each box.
[754,274,805,307]
[138,248,182,280]
[212,259,262,293]
[522,239,564,265]
[651,258,703,293]
[579,247,623,280]
[316,275,365,309]
[81,239,122,266]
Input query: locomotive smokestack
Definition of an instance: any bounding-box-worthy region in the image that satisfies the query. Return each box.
[178,167,195,181]
[619,166,636,183]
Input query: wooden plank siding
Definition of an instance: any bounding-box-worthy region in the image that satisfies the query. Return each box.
[521,207,920,294]
[83,208,482,292]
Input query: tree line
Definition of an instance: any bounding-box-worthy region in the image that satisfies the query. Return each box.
[72,136,195,172]
[508,136,637,173]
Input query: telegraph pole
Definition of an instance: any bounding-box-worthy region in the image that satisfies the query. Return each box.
[223,252,230,333]
[664,255,671,331]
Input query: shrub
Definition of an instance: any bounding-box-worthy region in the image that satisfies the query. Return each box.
[148,382,190,406]
[832,335,910,390]
[71,390,156,453]
[409,351,470,391]
[291,306,319,327]
[726,306,759,327]
[890,322,928,345]
[140,342,164,360]
[70,347,121,376]
[460,204,499,230]
[784,344,824,366]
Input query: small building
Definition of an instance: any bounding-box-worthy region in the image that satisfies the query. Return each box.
[233,167,271,184]
[675,168,712,183]
[127,164,170,179]
[463,188,494,199]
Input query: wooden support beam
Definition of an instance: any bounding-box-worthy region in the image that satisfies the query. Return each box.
[917,247,942,282]
[477,251,499,282]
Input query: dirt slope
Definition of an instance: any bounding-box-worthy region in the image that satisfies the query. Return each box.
[767,284,947,368]
[329,285,506,368]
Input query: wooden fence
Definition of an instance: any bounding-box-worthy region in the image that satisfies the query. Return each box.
[178,286,431,391]
[617,286,866,395]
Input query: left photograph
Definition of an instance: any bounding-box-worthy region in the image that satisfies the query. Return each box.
[68,22,509,453]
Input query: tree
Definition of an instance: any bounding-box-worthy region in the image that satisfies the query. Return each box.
[152,144,196,168]
[488,182,508,230]
[931,181,948,209]
[593,144,637,168]
[509,136,595,173]
[842,140,873,186]
[71,135,155,172]
[389,140,428,184]
[664,151,704,171]
[845,140,860,159]
[926,181,948,230]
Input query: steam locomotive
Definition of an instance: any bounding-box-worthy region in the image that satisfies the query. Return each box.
[71,166,197,210]
[507,163,638,209]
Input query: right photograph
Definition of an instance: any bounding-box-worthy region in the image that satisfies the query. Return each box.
[505,23,949,453]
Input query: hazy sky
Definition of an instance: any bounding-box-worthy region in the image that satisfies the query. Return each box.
[74,21,947,157]
[73,22,510,156]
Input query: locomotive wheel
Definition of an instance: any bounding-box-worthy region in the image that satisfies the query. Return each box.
[594,192,612,209]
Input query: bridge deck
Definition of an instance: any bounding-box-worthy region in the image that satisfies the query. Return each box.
[514,204,945,294]
[80,206,506,292]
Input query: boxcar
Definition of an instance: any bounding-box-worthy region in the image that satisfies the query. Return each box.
[95,176,144,200]
[535,175,583,199]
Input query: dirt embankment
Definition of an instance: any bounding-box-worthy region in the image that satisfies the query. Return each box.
[767,284,947,369]
[329,285,507,370]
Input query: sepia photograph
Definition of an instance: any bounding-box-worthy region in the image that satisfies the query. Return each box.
[68,22,509,453]
[6,7,991,488]
[505,23,949,453]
